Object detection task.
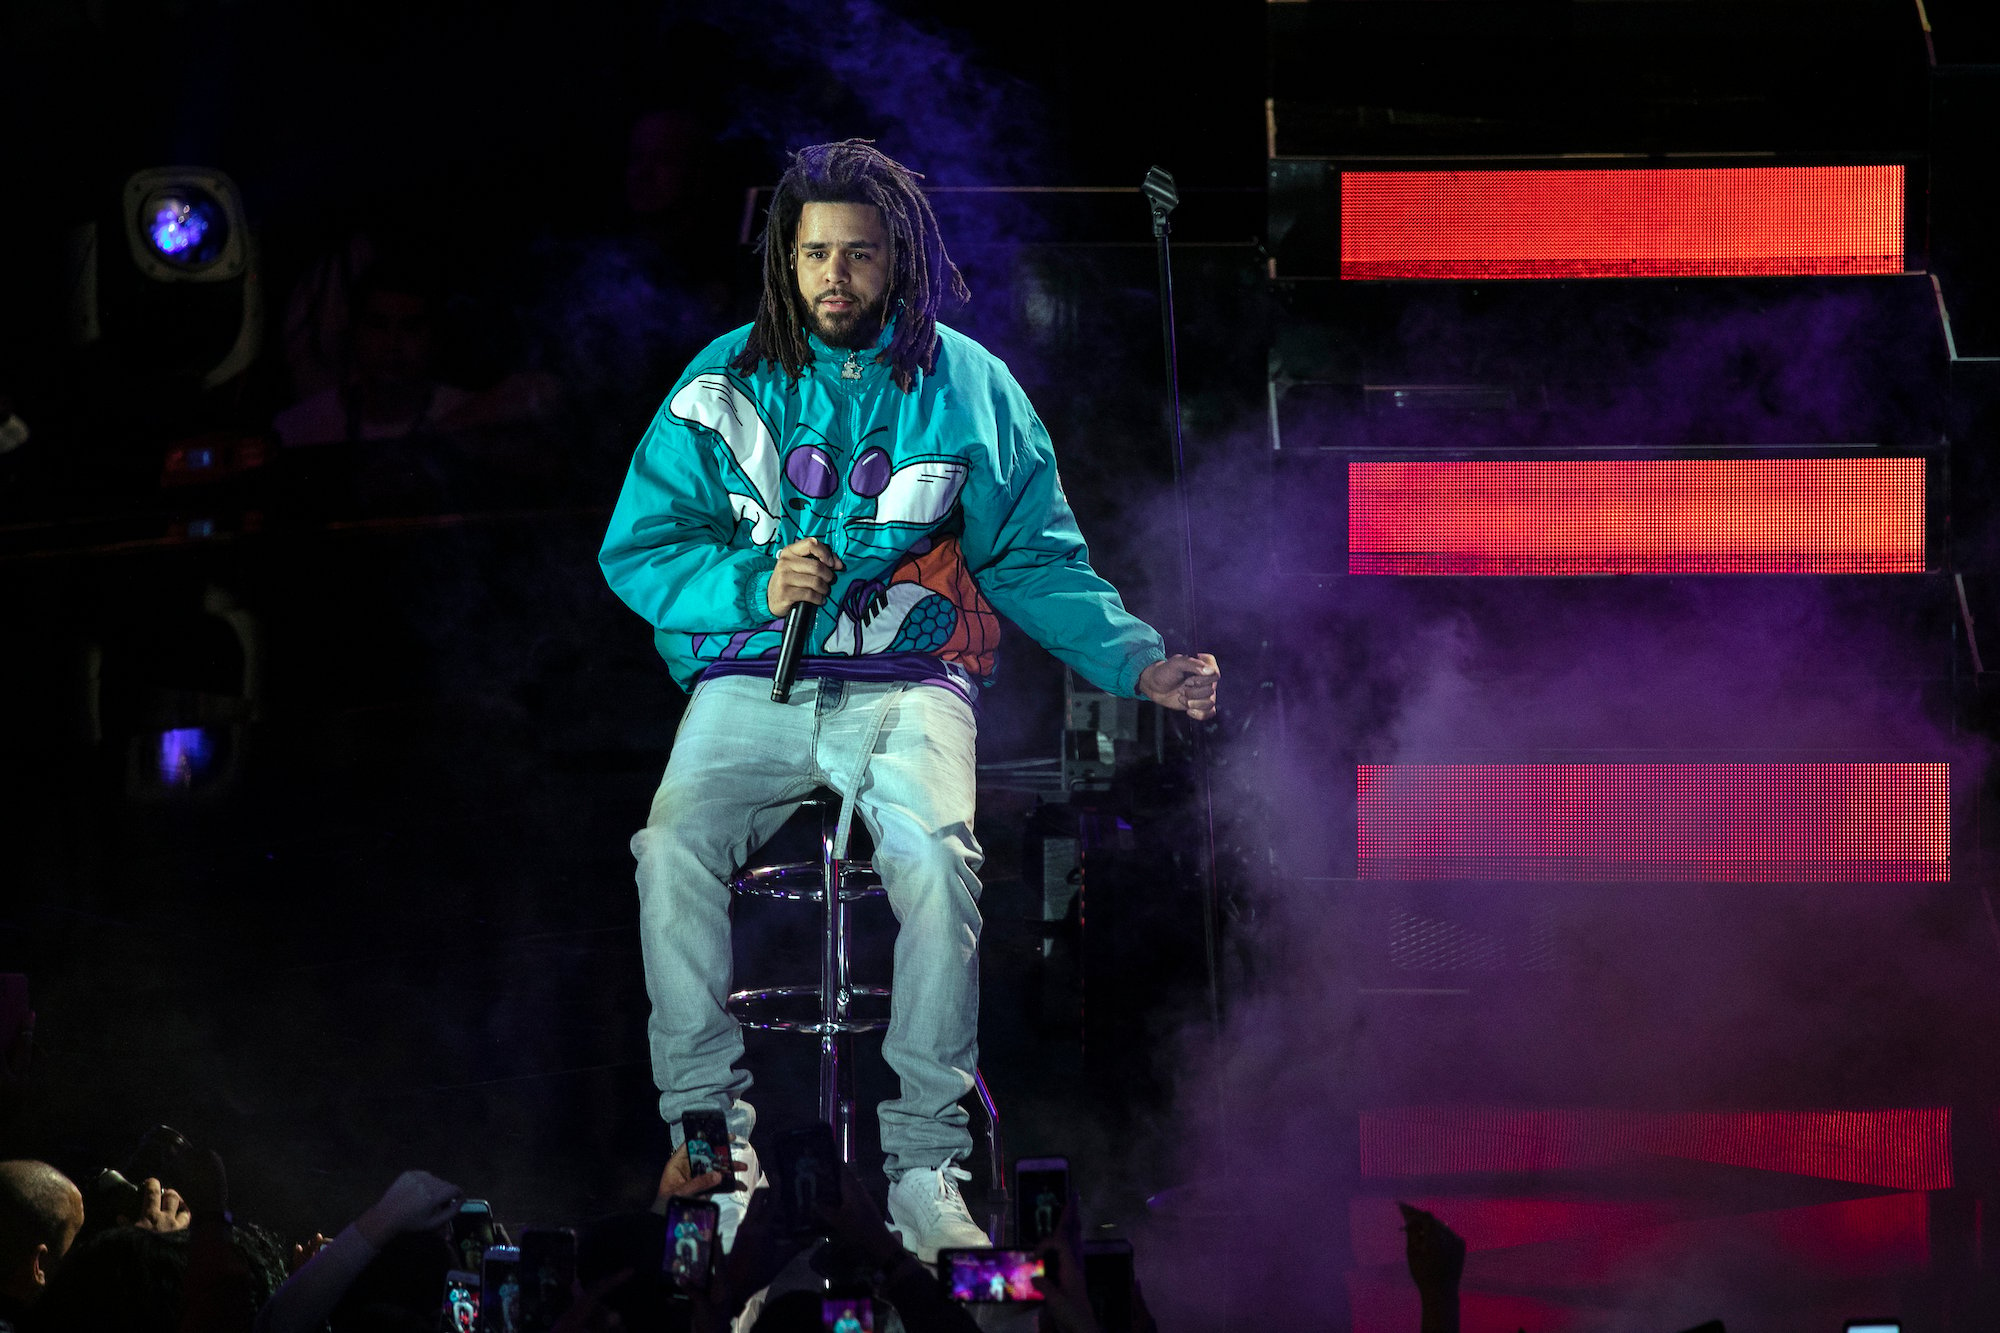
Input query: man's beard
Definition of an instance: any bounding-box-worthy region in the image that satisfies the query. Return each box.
[807,289,889,350]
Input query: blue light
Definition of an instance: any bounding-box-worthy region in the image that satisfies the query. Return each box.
[156,727,216,787]
[147,196,212,259]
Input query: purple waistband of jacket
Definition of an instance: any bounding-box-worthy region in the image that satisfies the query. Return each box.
[697,653,979,704]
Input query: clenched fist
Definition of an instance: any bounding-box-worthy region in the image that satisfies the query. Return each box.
[766,538,844,617]
[1138,653,1220,721]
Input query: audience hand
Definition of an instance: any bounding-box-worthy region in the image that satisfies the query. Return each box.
[128,1177,193,1232]
[651,1143,749,1214]
[1398,1202,1465,1333]
[1397,1202,1465,1293]
[1032,1198,1102,1333]
[355,1170,461,1248]
[286,1233,333,1273]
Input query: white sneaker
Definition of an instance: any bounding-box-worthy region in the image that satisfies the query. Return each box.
[714,1138,765,1254]
[886,1163,990,1263]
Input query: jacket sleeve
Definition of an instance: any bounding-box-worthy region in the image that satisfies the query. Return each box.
[958,397,1165,699]
[599,401,779,633]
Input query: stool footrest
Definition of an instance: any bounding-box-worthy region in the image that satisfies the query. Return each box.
[728,985,891,1035]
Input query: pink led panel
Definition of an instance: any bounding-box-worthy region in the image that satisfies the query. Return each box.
[1358,1105,1952,1190]
[1356,763,1950,883]
[1339,166,1905,279]
[1347,458,1927,575]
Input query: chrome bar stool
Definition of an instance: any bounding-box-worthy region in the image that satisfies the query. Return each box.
[727,792,889,1162]
[726,790,1008,1225]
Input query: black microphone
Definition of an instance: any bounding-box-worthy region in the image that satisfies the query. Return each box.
[770,601,812,703]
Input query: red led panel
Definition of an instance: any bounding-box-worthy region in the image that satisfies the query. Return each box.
[1340,165,1905,279]
[1350,1193,1930,1280]
[1358,1105,1952,1190]
[1347,458,1926,575]
[1348,1192,1929,1332]
[1356,763,1950,883]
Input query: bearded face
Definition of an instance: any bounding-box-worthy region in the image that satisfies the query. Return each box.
[792,201,892,350]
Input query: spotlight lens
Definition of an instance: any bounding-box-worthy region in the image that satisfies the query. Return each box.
[141,191,226,265]
[150,198,207,254]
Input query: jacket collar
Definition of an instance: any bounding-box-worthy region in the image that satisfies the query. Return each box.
[804,315,897,380]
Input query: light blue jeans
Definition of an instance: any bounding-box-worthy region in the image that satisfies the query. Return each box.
[631,673,982,1177]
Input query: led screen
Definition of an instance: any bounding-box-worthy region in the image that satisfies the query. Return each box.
[1340,165,1905,279]
[1356,763,1950,883]
[1347,458,1926,575]
[1357,1105,1950,1191]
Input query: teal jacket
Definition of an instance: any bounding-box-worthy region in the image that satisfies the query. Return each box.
[599,319,1165,698]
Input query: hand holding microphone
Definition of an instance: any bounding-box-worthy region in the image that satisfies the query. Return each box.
[768,538,843,702]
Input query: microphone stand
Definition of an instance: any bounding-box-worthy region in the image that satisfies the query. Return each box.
[1144,166,1237,1333]
[1143,166,1224,1037]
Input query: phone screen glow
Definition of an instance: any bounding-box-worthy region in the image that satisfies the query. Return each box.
[443,1278,478,1333]
[945,1251,1045,1302]
[666,1202,717,1286]
[822,1297,874,1331]
[1016,1170,1067,1245]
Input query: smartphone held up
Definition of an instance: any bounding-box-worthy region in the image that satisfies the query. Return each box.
[480,1245,521,1333]
[775,1122,844,1236]
[440,1270,481,1333]
[516,1228,577,1333]
[940,1248,1047,1303]
[680,1110,736,1191]
[451,1198,496,1274]
[663,1197,720,1292]
[1014,1156,1069,1248]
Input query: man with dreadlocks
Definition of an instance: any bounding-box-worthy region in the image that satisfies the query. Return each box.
[600,140,1219,1260]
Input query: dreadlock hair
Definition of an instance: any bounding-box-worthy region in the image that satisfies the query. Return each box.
[730,139,968,394]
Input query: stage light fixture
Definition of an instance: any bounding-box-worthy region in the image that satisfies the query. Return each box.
[62,165,262,402]
[121,168,248,282]
[113,586,261,803]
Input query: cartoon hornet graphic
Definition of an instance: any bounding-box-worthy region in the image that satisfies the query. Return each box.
[668,373,790,664]
[821,535,1001,676]
[669,373,782,546]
